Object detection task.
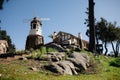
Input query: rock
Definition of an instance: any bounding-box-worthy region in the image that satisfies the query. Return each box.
[25,50,31,54]
[0,74,2,77]
[58,61,73,75]
[19,57,27,60]
[47,52,65,62]
[50,62,64,74]
[45,42,65,52]
[68,52,90,70]
[46,61,77,75]
[58,61,78,75]
[45,52,90,75]
[51,55,59,62]
[30,67,39,71]
[45,62,64,74]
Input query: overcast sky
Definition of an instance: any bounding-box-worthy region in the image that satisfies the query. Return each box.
[0,0,120,51]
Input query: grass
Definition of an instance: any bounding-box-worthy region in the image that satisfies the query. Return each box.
[0,51,120,80]
[29,46,58,60]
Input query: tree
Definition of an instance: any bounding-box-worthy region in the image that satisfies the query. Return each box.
[88,0,96,53]
[96,18,120,57]
[85,0,96,53]
[0,0,9,10]
[95,18,109,55]
[0,0,4,9]
[110,27,120,57]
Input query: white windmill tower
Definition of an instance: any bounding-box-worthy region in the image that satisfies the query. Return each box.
[25,16,44,50]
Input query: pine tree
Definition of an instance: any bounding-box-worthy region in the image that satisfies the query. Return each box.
[88,0,96,53]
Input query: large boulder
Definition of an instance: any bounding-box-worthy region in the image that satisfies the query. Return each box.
[46,61,77,75]
[68,52,90,70]
[59,61,78,75]
[45,52,90,75]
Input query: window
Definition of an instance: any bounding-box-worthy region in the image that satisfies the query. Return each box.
[33,24,36,29]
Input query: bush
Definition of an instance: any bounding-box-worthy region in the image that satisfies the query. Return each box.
[15,50,25,54]
[40,46,47,54]
[109,57,120,67]
[47,47,58,52]
[74,48,81,52]
[31,49,41,59]
[30,46,58,60]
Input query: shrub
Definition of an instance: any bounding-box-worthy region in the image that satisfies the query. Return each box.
[74,48,81,52]
[15,50,25,54]
[47,47,58,52]
[30,46,58,60]
[39,46,47,54]
[31,49,41,59]
[109,57,120,67]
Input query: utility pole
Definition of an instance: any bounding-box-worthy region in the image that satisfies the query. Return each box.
[88,0,96,52]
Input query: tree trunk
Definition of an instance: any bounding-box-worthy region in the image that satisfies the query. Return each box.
[116,41,120,56]
[111,41,118,57]
[0,0,4,9]
[104,41,108,55]
[88,0,96,53]
[115,41,120,57]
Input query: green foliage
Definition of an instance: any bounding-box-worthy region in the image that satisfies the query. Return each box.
[40,46,47,54]
[67,47,81,54]
[8,44,16,53]
[31,49,41,59]
[31,46,58,59]
[47,47,58,52]
[109,57,120,67]
[95,18,120,56]
[15,50,25,54]
[74,48,81,52]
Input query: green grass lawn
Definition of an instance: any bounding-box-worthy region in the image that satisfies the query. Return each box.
[0,52,120,80]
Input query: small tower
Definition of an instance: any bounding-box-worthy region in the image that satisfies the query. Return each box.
[25,17,44,50]
[29,17,42,35]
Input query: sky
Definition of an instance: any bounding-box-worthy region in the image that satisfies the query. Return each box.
[0,0,120,52]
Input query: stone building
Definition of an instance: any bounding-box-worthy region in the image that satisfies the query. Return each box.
[25,17,44,50]
[0,40,8,54]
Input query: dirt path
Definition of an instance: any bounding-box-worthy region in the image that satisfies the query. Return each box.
[0,53,31,64]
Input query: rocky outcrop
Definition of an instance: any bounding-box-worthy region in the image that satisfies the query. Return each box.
[68,52,90,70]
[45,52,90,75]
[47,52,65,62]
[45,42,65,52]
[47,61,77,75]
[25,35,44,50]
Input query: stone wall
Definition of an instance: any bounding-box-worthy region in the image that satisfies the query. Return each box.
[25,35,44,50]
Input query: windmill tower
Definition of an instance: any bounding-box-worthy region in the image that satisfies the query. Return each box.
[25,17,44,50]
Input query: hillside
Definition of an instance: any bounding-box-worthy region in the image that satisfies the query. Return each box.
[0,51,120,80]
